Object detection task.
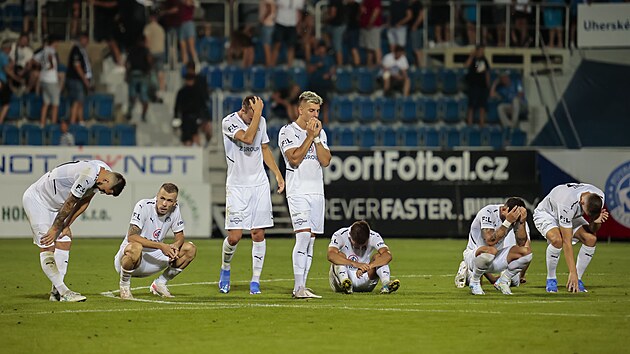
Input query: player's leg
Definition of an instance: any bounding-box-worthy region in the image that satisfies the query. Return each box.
[115,241,143,299]
[329,264,352,294]
[221,186,250,293]
[303,195,325,297]
[250,229,266,294]
[149,242,198,298]
[494,246,533,295]
[366,252,400,294]
[248,184,274,294]
[52,234,72,300]
[469,246,498,295]
[573,219,597,292]
[534,210,561,293]
[289,196,317,298]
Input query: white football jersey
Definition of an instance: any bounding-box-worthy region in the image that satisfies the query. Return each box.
[328,227,387,265]
[222,112,270,187]
[125,197,185,244]
[31,160,111,210]
[466,204,530,251]
[279,122,329,197]
[534,183,604,228]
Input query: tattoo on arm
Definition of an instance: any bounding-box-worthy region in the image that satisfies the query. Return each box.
[128,224,141,236]
[52,195,79,229]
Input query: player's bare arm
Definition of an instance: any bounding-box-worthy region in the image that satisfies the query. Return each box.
[63,193,95,230]
[590,208,609,234]
[357,247,392,278]
[234,96,264,145]
[311,118,331,167]
[128,227,177,260]
[41,194,81,245]
[285,119,318,167]
[262,144,285,193]
[515,207,528,247]
[327,247,366,268]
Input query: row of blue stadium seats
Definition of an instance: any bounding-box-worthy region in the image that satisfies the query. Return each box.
[264,125,526,149]
[0,4,23,32]
[3,93,115,122]
[0,123,136,146]
[203,65,308,93]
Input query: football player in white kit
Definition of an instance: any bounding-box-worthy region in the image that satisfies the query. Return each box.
[279,91,331,299]
[327,220,400,294]
[22,160,126,302]
[458,197,532,295]
[114,183,196,299]
[533,183,608,293]
[219,96,285,295]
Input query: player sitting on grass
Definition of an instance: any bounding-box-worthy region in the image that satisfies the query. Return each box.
[456,198,532,295]
[114,183,197,299]
[327,220,400,295]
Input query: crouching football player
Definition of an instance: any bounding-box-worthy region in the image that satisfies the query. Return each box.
[327,220,400,294]
[114,183,197,299]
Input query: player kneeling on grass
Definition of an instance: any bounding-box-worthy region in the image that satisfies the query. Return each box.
[455,198,532,295]
[114,183,197,299]
[327,220,400,295]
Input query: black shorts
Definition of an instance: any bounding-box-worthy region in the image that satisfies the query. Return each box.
[0,82,12,105]
[272,24,298,46]
[180,116,198,143]
[467,85,488,110]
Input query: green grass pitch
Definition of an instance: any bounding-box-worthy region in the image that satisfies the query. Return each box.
[1,238,629,354]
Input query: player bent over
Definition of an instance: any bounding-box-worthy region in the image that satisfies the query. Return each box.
[456,198,532,295]
[327,220,400,295]
[533,183,607,293]
[114,183,197,299]
[23,160,126,302]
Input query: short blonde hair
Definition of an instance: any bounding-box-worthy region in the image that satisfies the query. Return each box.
[299,91,323,106]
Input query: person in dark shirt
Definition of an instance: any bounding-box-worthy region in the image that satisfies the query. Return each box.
[465,45,490,126]
[66,33,92,124]
[174,72,207,146]
[326,0,347,66]
[126,35,152,122]
[345,0,361,66]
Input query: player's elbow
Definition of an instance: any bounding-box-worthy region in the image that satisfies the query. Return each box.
[241,136,254,145]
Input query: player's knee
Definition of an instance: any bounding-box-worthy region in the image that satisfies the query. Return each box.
[251,229,265,242]
[546,230,562,248]
[476,246,497,256]
[519,253,533,264]
[181,242,197,259]
[583,233,597,247]
[124,242,143,259]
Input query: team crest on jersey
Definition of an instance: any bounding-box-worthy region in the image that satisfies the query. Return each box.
[347,254,359,269]
[165,216,171,222]
[153,228,162,239]
[605,161,630,228]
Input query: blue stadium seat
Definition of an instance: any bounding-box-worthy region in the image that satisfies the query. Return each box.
[224,66,246,92]
[114,124,136,146]
[6,95,22,121]
[290,67,308,91]
[375,97,396,124]
[485,126,505,149]
[337,126,355,146]
[4,4,23,32]
[334,68,353,94]
[486,99,500,125]
[25,93,43,121]
[20,124,44,145]
[441,97,461,124]
[408,68,420,93]
[463,126,482,147]
[441,126,461,148]
[83,94,94,120]
[330,96,354,123]
[45,124,61,145]
[509,127,527,146]
[1,124,20,145]
[419,97,438,124]
[356,126,376,148]
[271,68,291,91]
[204,66,224,91]
[355,67,376,94]
[376,125,397,146]
[90,124,113,145]
[69,124,89,145]
[252,38,265,65]
[353,96,376,123]
[197,37,224,64]
[248,66,269,92]
[420,126,441,147]
[223,95,243,114]
[397,97,418,123]
[397,125,420,146]
[440,69,459,95]
[419,69,438,94]
[58,96,70,121]
[93,94,114,121]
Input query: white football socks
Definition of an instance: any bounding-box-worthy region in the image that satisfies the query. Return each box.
[303,237,315,285]
[120,268,133,286]
[221,238,237,271]
[499,253,533,283]
[546,244,562,279]
[471,253,495,284]
[292,232,311,291]
[576,245,596,279]
[251,239,266,283]
[40,251,69,294]
[376,264,391,284]
[54,249,70,281]
[333,264,349,282]
[156,266,182,284]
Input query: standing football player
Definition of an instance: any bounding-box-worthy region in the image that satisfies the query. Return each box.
[23,160,126,302]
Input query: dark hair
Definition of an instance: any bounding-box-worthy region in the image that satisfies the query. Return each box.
[394,45,405,53]
[350,220,371,245]
[504,197,526,212]
[185,72,196,82]
[160,182,179,194]
[585,193,603,219]
[242,95,256,111]
[111,172,126,197]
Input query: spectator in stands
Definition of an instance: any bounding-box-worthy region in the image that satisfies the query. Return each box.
[464,45,490,127]
[271,83,301,122]
[345,0,361,66]
[126,35,152,122]
[59,120,75,146]
[161,0,182,67]
[144,10,166,92]
[297,8,317,64]
[430,0,451,46]
[178,0,199,66]
[174,73,207,146]
[387,0,412,54]
[544,0,565,48]
[569,0,589,49]
[22,0,37,34]
[493,0,510,47]
[379,45,410,97]
[66,32,92,125]
[118,0,148,51]
[227,25,255,68]
[259,0,276,67]
[512,0,532,47]
[272,0,305,67]
[91,0,123,66]
[490,71,527,129]
[70,0,83,38]
[326,0,347,66]
[359,0,384,67]
[463,0,479,45]
[408,0,426,67]
[9,33,33,94]
[181,62,212,146]
[34,36,61,127]
[0,40,17,125]
[307,41,335,124]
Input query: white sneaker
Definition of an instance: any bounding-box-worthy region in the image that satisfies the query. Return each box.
[469,282,485,295]
[304,288,322,299]
[120,285,134,300]
[60,290,87,302]
[293,286,322,299]
[150,281,174,298]
[455,261,468,288]
[494,281,513,295]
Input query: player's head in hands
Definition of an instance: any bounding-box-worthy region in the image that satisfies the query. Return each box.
[350,220,370,250]
[582,193,603,220]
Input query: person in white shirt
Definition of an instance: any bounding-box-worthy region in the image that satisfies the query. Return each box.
[271,0,305,66]
[33,36,61,126]
[455,198,532,295]
[114,183,197,299]
[380,45,410,96]
[22,160,126,302]
[533,183,608,293]
[279,91,331,299]
[219,96,285,295]
[327,220,400,294]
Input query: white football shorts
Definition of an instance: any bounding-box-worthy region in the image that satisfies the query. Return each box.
[533,210,587,244]
[114,243,170,278]
[225,183,274,230]
[329,265,379,293]
[463,246,511,279]
[23,185,56,248]
[287,194,325,234]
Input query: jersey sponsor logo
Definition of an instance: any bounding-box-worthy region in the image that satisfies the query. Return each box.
[132,212,140,221]
[376,241,385,247]
[481,216,492,224]
[559,215,571,225]
[75,184,85,194]
[294,218,308,226]
[227,124,239,133]
[153,228,161,239]
[229,216,243,224]
[606,161,630,228]
[281,138,293,147]
[177,220,184,226]
[239,146,260,152]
